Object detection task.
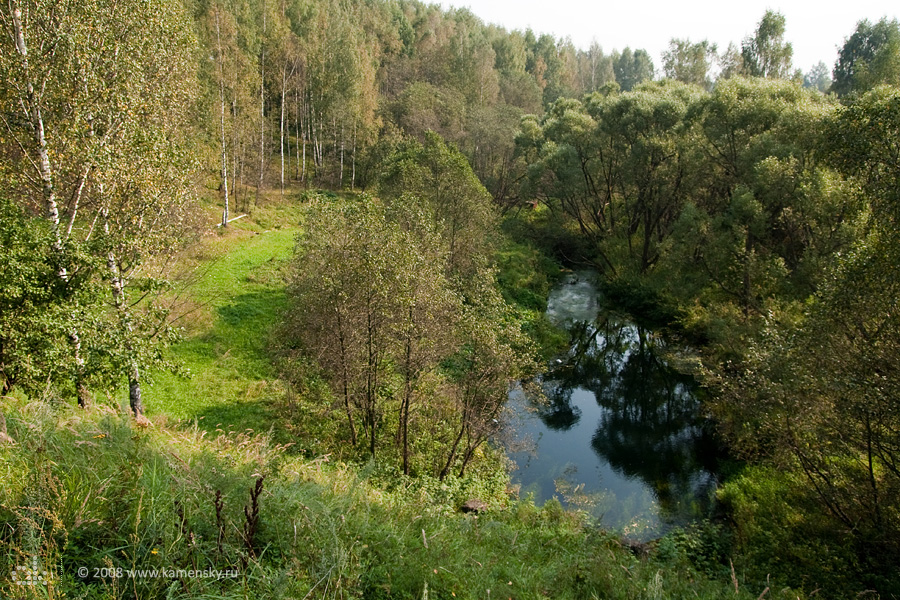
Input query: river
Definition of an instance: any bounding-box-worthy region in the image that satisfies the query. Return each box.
[505,271,720,540]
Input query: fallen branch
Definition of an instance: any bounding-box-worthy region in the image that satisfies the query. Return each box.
[215,214,247,227]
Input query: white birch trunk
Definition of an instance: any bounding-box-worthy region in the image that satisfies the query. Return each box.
[12,2,93,406]
[11,4,64,260]
[280,65,286,197]
[295,89,302,182]
[102,203,143,417]
[351,120,357,191]
[258,50,265,203]
[215,8,230,227]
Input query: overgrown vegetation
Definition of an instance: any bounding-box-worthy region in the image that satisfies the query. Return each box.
[514,49,900,600]
[3,0,900,597]
[277,136,536,478]
[0,395,789,600]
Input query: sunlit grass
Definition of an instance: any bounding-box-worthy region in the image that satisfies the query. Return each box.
[142,198,300,435]
[0,396,778,600]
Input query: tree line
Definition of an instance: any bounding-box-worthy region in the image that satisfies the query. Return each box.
[512,30,900,600]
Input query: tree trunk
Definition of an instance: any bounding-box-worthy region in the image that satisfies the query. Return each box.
[286,93,291,182]
[70,319,90,408]
[365,303,379,458]
[335,310,357,445]
[239,139,246,212]
[129,364,144,417]
[280,65,286,197]
[232,99,239,212]
[339,120,344,189]
[401,330,413,475]
[215,8,230,227]
[743,231,753,317]
[459,441,480,478]
[440,421,466,481]
[12,3,94,406]
[301,127,307,183]
[257,45,265,205]
[351,120,357,190]
[103,203,143,418]
[301,94,309,182]
[11,3,64,266]
[296,89,302,182]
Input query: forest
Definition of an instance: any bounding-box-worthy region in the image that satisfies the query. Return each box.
[1,0,899,597]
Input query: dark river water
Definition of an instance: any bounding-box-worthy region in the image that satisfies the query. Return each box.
[505,271,720,540]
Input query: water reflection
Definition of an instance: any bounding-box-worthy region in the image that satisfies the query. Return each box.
[507,272,719,539]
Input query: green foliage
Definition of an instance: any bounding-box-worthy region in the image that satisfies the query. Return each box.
[703,226,900,595]
[0,199,92,396]
[0,0,199,412]
[612,48,655,92]
[719,467,865,595]
[654,522,733,579]
[741,10,794,79]
[803,61,832,93]
[4,0,900,596]
[832,18,900,96]
[279,186,534,477]
[600,277,684,332]
[662,39,717,90]
[523,80,707,275]
[826,85,900,222]
[378,131,498,279]
[516,37,892,599]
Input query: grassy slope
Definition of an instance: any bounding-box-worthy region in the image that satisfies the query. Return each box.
[0,395,775,600]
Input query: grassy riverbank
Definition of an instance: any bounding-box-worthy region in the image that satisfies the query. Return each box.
[0,392,782,600]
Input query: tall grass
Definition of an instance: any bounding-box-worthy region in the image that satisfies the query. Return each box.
[0,395,793,599]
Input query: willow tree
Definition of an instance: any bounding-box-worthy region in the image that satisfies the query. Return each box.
[832,18,900,97]
[707,90,900,584]
[284,199,458,463]
[519,81,703,275]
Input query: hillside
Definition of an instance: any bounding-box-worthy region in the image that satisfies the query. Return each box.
[2,0,900,597]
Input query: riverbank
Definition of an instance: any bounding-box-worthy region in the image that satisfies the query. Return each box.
[1,192,775,599]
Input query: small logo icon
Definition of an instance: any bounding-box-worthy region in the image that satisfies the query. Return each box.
[11,556,49,586]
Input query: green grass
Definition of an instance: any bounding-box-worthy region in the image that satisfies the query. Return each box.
[0,396,785,600]
[144,221,298,435]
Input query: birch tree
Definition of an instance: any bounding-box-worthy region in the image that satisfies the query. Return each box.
[0,0,197,413]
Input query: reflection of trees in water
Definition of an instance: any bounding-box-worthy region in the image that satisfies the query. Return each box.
[542,313,720,523]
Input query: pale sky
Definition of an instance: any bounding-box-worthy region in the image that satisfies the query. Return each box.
[439,0,900,75]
